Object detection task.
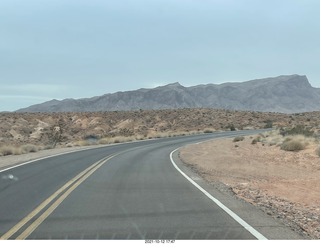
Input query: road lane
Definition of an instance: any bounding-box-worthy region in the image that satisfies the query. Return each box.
[0,130,282,240]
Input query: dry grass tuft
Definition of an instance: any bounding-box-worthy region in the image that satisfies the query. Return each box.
[251,136,261,144]
[21,144,39,153]
[0,144,40,156]
[260,129,316,150]
[203,128,215,133]
[74,140,97,146]
[280,139,306,151]
[233,136,245,142]
[98,136,135,145]
[0,146,15,156]
[278,135,314,152]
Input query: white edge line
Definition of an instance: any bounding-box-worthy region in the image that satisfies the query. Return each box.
[170,147,268,240]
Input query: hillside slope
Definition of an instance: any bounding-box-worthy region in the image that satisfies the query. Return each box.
[3,108,320,148]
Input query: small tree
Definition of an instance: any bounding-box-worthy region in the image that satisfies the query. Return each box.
[45,117,65,148]
[264,120,273,129]
[228,124,236,131]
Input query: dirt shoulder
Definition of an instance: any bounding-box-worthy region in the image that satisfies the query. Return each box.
[179,136,320,239]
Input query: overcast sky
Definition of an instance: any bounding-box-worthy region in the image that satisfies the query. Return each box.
[1,0,320,111]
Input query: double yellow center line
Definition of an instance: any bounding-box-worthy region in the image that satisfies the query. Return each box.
[1,153,117,240]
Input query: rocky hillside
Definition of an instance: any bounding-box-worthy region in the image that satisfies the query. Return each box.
[2,108,320,149]
[16,75,320,113]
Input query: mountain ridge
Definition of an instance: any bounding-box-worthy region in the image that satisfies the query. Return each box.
[16,75,320,113]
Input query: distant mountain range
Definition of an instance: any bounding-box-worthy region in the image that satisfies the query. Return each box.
[16,75,320,113]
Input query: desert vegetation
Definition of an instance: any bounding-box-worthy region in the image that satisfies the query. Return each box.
[280,137,307,151]
[0,144,44,156]
[254,125,319,153]
[2,108,320,156]
[251,136,261,144]
[232,136,245,142]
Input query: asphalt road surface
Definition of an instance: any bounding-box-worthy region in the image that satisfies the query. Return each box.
[0,130,303,240]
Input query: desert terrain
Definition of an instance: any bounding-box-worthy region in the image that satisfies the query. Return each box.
[2,108,320,156]
[1,108,320,238]
[180,130,320,239]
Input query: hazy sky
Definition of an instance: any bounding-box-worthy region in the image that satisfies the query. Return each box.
[1,0,320,111]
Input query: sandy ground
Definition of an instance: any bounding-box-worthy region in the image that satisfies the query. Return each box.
[180,136,320,239]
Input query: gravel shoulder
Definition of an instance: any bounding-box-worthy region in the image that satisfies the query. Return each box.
[179,136,320,239]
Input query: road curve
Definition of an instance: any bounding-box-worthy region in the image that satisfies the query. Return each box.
[0,130,301,240]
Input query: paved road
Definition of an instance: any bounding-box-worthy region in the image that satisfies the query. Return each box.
[0,130,302,240]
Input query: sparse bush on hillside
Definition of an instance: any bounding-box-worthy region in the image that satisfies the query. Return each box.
[280,125,314,137]
[264,120,273,129]
[280,138,306,151]
[203,128,215,133]
[262,134,283,146]
[97,136,135,145]
[0,146,14,156]
[75,140,95,146]
[98,138,111,145]
[260,130,316,151]
[21,144,39,153]
[43,145,54,150]
[233,136,245,142]
[0,144,40,156]
[228,124,236,131]
[251,136,261,144]
[13,147,23,155]
[316,147,320,157]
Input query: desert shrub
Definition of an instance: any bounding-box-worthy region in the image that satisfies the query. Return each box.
[203,128,214,133]
[43,145,54,150]
[280,125,314,137]
[13,147,23,155]
[134,135,145,140]
[21,144,39,153]
[76,140,92,146]
[280,139,306,151]
[268,137,282,146]
[99,136,135,144]
[0,146,14,156]
[98,138,111,145]
[228,124,236,131]
[316,147,320,157]
[152,132,171,138]
[233,136,245,142]
[251,136,261,144]
[264,120,273,129]
[260,130,283,146]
